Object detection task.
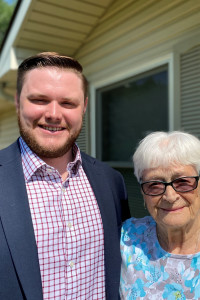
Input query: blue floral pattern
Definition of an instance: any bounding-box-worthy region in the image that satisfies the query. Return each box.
[120,216,200,299]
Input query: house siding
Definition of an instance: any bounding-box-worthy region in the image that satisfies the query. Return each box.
[76,0,200,81]
[0,107,19,150]
[180,45,200,138]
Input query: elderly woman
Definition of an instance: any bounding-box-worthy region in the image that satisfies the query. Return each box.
[120,131,200,299]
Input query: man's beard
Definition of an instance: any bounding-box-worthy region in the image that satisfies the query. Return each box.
[17,115,83,159]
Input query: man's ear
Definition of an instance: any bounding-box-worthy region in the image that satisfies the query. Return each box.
[14,93,20,113]
[83,97,88,114]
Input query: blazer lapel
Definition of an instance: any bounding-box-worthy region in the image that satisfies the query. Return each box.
[0,141,43,300]
[82,153,122,300]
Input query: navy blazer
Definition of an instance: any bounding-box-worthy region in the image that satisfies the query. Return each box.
[0,140,130,300]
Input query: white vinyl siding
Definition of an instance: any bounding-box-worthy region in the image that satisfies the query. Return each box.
[77,0,200,79]
[180,45,200,138]
[76,111,89,153]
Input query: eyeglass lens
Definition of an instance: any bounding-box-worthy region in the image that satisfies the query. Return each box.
[142,177,198,196]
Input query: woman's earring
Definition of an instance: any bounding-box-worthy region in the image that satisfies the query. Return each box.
[144,200,147,209]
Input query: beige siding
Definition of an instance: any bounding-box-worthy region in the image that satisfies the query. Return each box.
[0,107,19,149]
[76,0,200,77]
[76,111,89,153]
[180,45,200,138]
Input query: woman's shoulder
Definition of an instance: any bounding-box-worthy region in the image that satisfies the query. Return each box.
[122,215,155,231]
[121,216,156,246]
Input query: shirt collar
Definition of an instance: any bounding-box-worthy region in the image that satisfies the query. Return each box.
[67,143,82,176]
[19,137,82,181]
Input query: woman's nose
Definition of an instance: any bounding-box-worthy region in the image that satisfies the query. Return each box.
[45,101,62,121]
[162,185,179,202]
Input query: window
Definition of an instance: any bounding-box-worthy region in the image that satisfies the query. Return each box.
[96,66,168,217]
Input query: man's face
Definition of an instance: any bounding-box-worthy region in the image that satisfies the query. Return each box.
[16,67,87,159]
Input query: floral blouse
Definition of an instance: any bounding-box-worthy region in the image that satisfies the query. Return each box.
[120,216,200,299]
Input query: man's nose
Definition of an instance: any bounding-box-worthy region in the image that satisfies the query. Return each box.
[45,101,62,121]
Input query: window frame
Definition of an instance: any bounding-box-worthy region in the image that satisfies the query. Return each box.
[89,54,180,159]
[95,65,169,166]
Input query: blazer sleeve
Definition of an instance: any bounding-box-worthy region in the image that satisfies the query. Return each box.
[102,163,131,222]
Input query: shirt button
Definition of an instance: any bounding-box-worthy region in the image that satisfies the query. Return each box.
[69,261,74,268]
[67,222,72,229]
[46,168,53,173]
[62,187,65,193]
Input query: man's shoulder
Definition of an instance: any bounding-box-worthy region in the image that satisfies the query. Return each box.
[81,151,104,165]
[0,140,20,162]
[81,151,118,171]
[81,151,124,181]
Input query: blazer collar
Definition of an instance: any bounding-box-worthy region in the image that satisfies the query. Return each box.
[0,140,43,300]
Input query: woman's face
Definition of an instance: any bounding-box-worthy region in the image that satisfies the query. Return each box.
[142,164,200,230]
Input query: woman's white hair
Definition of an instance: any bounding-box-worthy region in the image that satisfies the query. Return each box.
[133,131,200,182]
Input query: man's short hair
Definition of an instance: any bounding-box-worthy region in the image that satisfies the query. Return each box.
[17,52,88,101]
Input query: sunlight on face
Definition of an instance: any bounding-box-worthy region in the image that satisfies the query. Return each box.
[142,164,200,230]
[17,67,87,159]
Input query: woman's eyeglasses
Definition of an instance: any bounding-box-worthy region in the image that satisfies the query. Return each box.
[141,176,199,196]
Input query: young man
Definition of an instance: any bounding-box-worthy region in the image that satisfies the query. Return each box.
[0,52,130,300]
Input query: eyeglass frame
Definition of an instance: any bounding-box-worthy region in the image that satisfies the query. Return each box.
[140,176,200,196]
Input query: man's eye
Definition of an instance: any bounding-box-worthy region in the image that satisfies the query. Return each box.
[62,102,75,107]
[63,102,71,105]
[30,99,46,104]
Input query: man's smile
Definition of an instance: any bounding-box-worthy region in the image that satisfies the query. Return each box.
[38,125,66,132]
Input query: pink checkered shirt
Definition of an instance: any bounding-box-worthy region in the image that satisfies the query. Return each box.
[19,138,105,300]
